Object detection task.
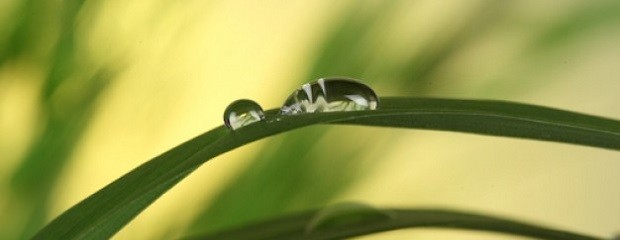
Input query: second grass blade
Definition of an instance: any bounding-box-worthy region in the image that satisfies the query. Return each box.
[186,208,603,240]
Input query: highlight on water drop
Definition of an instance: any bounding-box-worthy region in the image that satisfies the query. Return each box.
[223,99,265,130]
[280,77,379,115]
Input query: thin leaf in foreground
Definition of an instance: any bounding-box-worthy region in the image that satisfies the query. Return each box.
[185,208,604,240]
[33,97,620,239]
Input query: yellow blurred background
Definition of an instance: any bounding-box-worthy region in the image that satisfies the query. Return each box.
[1,0,620,239]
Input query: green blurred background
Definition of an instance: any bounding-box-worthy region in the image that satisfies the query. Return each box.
[1,0,620,239]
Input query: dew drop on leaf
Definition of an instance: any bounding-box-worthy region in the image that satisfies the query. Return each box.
[280,77,379,115]
[223,99,265,130]
[304,202,394,234]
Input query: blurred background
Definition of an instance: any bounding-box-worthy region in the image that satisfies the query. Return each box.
[1,0,620,239]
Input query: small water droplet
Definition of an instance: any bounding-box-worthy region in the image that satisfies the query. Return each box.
[223,99,265,130]
[305,202,393,234]
[280,78,379,115]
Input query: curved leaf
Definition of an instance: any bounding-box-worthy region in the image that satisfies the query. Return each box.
[184,208,604,240]
[33,97,620,239]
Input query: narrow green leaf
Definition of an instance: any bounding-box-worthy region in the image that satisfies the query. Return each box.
[184,208,603,240]
[341,98,620,150]
[33,97,620,239]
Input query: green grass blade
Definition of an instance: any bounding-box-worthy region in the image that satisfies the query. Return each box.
[344,97,620,150]
[33,97,620,239]
[184,208,603,240]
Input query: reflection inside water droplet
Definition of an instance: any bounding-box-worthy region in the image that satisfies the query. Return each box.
[280,78,379,115]
[223,99,265,130]
[305,202,394,234]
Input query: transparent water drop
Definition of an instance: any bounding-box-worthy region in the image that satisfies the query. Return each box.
[305,202,394,234]
[280,78,379,115]
[223,99,265,130]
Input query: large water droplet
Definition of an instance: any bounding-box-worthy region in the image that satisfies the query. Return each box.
[305,202,394,234]
[223,99,265,130]
[280,78,379,115]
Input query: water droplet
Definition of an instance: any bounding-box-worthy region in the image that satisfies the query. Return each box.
[223,99,265,130]
[305,202,394,234]
[280,78,379,115]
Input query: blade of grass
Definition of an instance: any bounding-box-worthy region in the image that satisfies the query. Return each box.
[184,208,603,240]
[33,97,620,239]
[341,97,620,150]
